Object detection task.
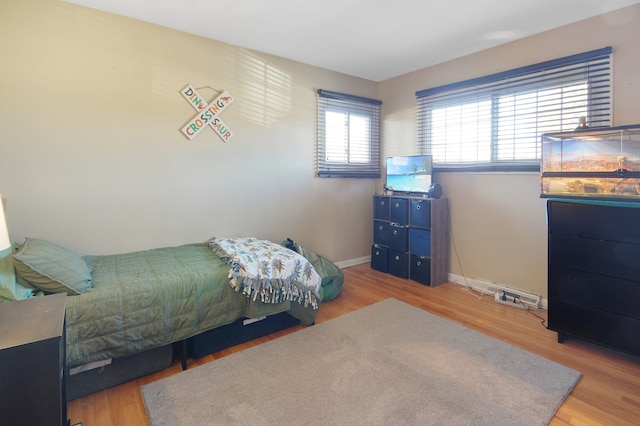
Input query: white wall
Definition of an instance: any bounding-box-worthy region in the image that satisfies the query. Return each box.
[378,4,640,297]
[0,0,378,261]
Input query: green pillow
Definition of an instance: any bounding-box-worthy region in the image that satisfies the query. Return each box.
[13,238,92,295]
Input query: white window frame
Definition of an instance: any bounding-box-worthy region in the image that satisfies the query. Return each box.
[317,89,381,178]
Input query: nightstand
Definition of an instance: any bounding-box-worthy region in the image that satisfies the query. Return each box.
[0,293,69,426]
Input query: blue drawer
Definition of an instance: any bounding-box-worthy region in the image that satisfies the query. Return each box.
[373,196,390,221]
[389,250,409,279]
[388,223,409,252]
[410,199,431,229]
[410,228,431,257]
[410,254,430,286]
[373,220,391,246]
[371,244,388,273]
[390,198,409,225]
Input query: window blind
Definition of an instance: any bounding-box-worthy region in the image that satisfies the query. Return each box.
[416,47,612,171]
[317,89,381,178]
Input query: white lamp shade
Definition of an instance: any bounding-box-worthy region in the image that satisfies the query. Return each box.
[0,196,11,251]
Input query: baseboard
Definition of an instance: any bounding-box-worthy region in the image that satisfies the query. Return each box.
[448,273,548,309]
[336,256,370,269]
[335,260,548,309]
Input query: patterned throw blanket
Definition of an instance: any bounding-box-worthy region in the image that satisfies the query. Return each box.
[207,237,322,309]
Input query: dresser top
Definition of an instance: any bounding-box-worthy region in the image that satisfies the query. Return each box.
[0,293,66,351]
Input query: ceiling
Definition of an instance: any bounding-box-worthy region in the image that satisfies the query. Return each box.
[65,0,640,82]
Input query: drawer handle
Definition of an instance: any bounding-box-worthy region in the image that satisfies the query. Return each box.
[393,230,398,235]
[416,205,421,210]
[416,261,422,266]
[378,226,383,230]
[395,202,400,207]
[380,201,385,206]
[395,255,400,261]
[375,250,380,256]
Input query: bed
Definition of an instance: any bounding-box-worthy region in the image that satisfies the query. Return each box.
[7,237,330,399]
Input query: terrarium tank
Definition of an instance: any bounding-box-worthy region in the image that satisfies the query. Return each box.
[540,124,640,201]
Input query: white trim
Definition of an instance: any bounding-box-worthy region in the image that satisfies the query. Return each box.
[336,256,370,269]
[336,260,549,310]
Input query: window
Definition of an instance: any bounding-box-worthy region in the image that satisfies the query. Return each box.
[317,89,381,178]
[416,47,612,171]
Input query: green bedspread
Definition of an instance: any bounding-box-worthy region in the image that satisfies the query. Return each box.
[65,243,318,367]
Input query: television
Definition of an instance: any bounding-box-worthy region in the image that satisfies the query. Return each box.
[385,155,433,194]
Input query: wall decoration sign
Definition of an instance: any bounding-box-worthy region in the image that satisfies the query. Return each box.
[180,85,234,142]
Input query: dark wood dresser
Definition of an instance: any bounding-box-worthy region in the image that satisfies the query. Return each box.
[547,200,640,356]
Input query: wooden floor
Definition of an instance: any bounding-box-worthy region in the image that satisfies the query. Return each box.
[68,263,640,425]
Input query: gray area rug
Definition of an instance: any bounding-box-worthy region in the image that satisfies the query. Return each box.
[142,298,581,425]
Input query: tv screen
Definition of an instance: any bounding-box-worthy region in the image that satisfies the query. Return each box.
[385,155,433,194]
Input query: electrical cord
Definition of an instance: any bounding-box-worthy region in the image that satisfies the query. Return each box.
[444,193,548,330]
[514,296,547,328]
[444,194,486,301]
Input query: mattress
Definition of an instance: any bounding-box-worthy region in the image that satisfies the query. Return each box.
[65,243,318,368]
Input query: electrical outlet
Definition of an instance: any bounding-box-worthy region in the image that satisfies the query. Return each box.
[494,291,526,309]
